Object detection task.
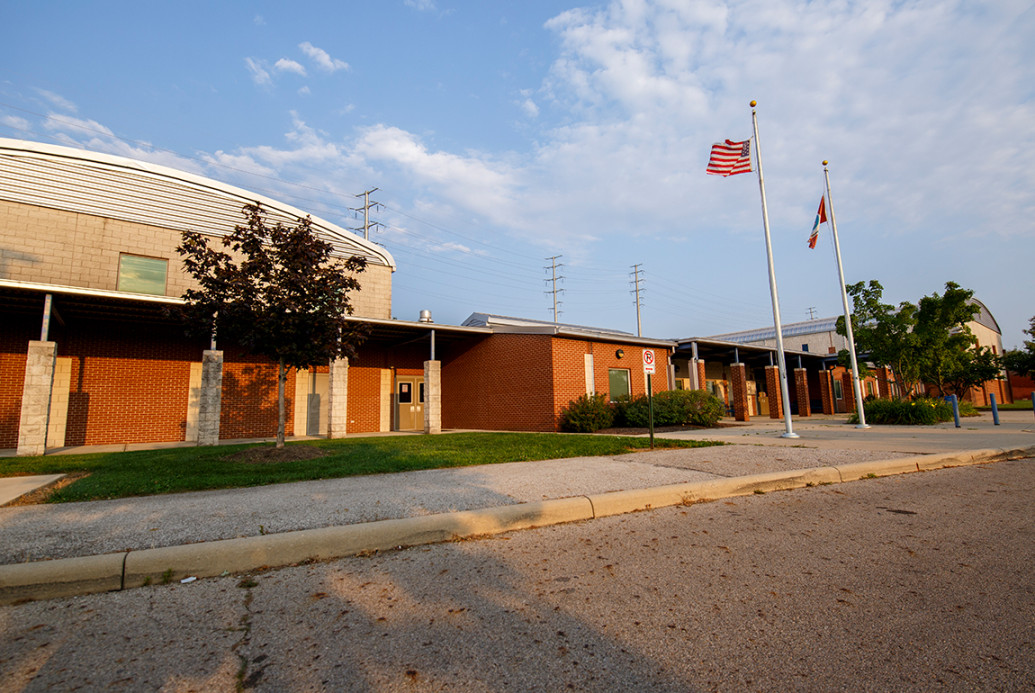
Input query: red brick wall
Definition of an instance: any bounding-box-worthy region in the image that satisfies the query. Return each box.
[219,346,294,441]
[342,366,379,434]
[0,316,36,449]
[61,322,202,446]
[794,368,811,416]
[442,334,555,431]
[765,366,783,419]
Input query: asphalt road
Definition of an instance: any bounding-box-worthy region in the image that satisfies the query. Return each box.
[2,458,1032,691]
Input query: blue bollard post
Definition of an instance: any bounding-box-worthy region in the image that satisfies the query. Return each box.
[950,394,961,428]
[990,393,1000,425]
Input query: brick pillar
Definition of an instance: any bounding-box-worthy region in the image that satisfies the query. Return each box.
[729,363,750,421]
[328,357,349,439]
[841,371,856,413]
[819,371,834,414]
[765,366,783,419]
[794,368,811,417]
[696,359,707,391]
[197,349,223,446]
[424,360,441,434]
[16,341,57,456]
[877,366,890,399]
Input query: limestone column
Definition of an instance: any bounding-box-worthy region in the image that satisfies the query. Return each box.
[197,350,223,446]
[424,360,441,434]
[328,357,349,439]
[16,341,57,457]
[729,362,750,421]
[794,368,811,417]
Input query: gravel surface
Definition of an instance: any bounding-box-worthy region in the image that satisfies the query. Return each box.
[0,445,908,563]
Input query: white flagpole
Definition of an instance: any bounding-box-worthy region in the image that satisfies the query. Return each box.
[822,160,869,428]
[750,101,798,438]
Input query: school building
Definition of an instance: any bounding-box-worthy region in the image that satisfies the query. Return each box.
[0,138,673,455]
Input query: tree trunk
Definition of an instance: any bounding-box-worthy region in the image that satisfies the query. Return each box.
[277,358,286,448]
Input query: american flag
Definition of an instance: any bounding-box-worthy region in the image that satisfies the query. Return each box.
[706,139,753,177]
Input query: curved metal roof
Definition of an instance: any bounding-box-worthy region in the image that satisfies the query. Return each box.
[0,138,395,270]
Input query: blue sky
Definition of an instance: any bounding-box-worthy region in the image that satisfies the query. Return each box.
[3,0,1033,348]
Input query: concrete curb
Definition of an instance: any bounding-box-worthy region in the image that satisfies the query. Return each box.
[2,445,1032,605]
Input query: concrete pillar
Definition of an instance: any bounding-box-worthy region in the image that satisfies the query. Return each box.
[197,350,223,446]
[819,371,835,414]
[16,341,57,456]
[794,368,811,417]
[765,366,783,420]
[424,360,441,434]
[841,371,856,413]
[328,357,349,439]
[729,363,750,421]
[696,360,707,391]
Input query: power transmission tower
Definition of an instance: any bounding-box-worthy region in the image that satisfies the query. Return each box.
[630,264,645,337]
[544,255,565,323]
[350,188,384,240]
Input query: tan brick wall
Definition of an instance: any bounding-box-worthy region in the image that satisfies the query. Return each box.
[0,199,391,318]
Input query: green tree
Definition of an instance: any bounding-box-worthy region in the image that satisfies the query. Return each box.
[838,280,1000,398]
[1003,316,1035,379]
[836,280,923,394]
[177,203,367,447]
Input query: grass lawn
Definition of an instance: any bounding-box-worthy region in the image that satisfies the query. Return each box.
[977,400,1033,411]
[0,432,720,503]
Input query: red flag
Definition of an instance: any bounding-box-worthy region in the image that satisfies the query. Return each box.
[808,196,827,249]
[706,139,753,176]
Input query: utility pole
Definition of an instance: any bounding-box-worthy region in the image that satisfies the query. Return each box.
[544,255,564,323]
[350,188,383,240]
[807,306,817,320]
[630,264,645,337]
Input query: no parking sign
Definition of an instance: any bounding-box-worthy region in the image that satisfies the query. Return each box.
[642,349,655,375]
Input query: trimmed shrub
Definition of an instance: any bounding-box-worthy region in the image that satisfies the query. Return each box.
[559,393,615,433]
[851,397,953,425]
[616,389,725,428]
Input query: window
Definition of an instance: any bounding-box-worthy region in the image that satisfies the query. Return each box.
[833,379,843,400]
[801,344,809,352]
[866,381,874,396]
[608,368,630,401]
[118,254,168,295]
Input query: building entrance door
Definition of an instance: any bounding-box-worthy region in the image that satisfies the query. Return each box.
[395,376,425,431]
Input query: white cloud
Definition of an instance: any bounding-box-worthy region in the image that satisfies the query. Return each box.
[404,0,436,11]
[244,57,272,87]
[519,97,539,118]
[298,86,311,96]
[253,15,265,25]
[1,114,31,133]
[34,89,77,113]
[353,124,521,225]
[299,42,349,73]
[274,58,307,77]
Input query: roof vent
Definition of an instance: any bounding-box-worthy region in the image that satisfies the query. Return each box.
[419,310,433,323]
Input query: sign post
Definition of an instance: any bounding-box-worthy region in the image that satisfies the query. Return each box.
[643,349,656,449]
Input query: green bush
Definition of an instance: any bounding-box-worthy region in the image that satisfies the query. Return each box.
[559,393,615,433]
[614,390,725,428]
[852,396,954,425]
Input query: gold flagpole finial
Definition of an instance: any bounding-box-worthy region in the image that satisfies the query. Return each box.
[750,100,757,107]
[822,160,829,166]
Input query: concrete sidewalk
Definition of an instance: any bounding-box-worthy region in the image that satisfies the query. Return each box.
[1,411,1031,603]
